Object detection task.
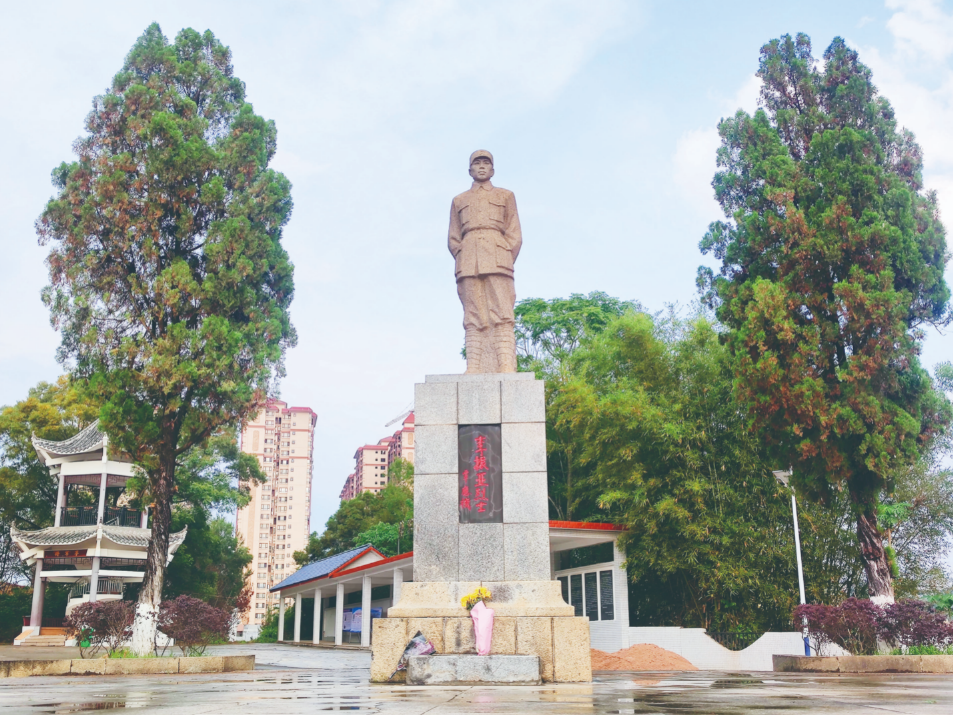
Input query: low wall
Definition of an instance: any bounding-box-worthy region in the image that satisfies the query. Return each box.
[774,654,953,673]
[627,627,806,671]
[0,654,254,678]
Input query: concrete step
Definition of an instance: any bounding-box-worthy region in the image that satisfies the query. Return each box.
[18,637,67,646]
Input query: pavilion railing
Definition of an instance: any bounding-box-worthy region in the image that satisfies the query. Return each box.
[59,506,143,528]
[68,578,125,600]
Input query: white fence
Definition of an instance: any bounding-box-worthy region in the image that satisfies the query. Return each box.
[626,627,807,671]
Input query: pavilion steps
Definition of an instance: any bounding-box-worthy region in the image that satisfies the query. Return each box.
[15,632,68,646]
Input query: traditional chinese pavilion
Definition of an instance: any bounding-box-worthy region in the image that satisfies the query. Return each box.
[12,421,186,646]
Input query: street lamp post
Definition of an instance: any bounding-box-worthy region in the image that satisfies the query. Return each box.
[773,469,811,656]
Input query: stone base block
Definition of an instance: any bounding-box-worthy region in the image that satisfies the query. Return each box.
[370,613,591,683]
[407,655,540,685]
[388,581,574,618]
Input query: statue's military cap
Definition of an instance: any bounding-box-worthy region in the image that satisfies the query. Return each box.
[469,149,494,166]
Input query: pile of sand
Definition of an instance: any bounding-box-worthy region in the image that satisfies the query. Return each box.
[590,644,698,671]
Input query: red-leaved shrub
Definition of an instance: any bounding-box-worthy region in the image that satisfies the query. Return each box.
[157,595,231,657]
[794,598,953,655]
[878,599,953,648]
[64,600,134,658]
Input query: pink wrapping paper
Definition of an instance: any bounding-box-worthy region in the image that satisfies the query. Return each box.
[470,600,494,655]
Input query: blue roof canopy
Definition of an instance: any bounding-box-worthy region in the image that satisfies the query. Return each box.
[270,544,375,592]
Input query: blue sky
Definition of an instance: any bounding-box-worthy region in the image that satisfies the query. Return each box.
[3,1,953,536]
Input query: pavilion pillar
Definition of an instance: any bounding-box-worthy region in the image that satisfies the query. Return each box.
[89,557,100,603]
[312,587,322,644]
[392,568,403,609]
[334,583,344,646]
[54,475,65,527]
[30,561,45,635]
[97,472,108,523]
[140,506,148,529]
[361,575,372,648]
[293,592,302,642]
[278,595,286,642]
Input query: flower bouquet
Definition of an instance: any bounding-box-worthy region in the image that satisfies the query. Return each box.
[461,587,494,655]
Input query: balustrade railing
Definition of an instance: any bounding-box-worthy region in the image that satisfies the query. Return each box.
[59,506,143,527]
[68,578,125,600]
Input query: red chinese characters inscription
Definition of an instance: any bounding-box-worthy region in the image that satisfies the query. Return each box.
[458,424,502,523]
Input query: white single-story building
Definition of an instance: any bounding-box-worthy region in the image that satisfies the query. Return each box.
[268,520,806,670]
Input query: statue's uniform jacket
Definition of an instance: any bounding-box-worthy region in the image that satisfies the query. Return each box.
[448,181,522,279]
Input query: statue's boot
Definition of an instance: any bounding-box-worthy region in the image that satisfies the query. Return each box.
[465,327,484,374]
[494,323,517,373]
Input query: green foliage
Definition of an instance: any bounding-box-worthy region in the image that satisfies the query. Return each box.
[892,644,953,655]
[697,33,951,598]
[36,23,296,620]
[354,522,401,556]
[925,593,953,617]
[515,292,641,375]
[256,604,289,643]
[0,377,99,532]
[164,511,253,610]
[548,310,806,630]
[299,461,413,564]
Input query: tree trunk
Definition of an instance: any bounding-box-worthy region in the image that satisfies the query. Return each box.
[130,451,174,655]
[856,511,895,605]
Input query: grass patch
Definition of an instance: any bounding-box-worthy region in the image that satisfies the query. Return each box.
[889,645,953,656]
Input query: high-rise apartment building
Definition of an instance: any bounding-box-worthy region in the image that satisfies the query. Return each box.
[338,412,414,501]
[235,399,317,629]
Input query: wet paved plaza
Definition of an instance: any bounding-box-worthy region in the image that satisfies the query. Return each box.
[2,644,952,714]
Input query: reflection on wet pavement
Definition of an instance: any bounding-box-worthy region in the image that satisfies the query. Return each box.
[2,645,953,714]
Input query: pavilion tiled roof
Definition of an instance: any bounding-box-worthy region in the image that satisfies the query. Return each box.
[11,524,188,550]
[32,421,104,458]
[270,544,375,592]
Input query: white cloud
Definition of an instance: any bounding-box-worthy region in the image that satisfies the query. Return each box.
[672,127,721,220]
[862,1,953,227]
[885,0,953,62]
[672,75,760,220]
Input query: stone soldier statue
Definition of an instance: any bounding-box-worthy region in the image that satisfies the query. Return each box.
[448,150,522,373]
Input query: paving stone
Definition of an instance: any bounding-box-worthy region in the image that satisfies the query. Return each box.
[552,617,592,682]
[178,656,223,673]
[458,523,504,581]
[504,522,552,581]
[501,422,547,472]
[426,373,534,383]
[70,659,106,675]
[104,658,178,675]
[415,425,458,475]
[31,660,71,676]
[444,618,477,654]
[490,616,517,655]
[370,619,408,683]
[919,655,953,673]
[413,474,459,582]
[4,660,32,678]
[457,380,501,424]
[415,381,458,426]
[502,472,549,523]
[502,379,545,423]
[221,654,255,672]
[479,580,575,617]
[516,617,554,682]
[406,654,540,684]
[406,618,446,654]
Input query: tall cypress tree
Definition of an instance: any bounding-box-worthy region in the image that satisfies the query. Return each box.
[37,24,296,652]
[698,34,950,602]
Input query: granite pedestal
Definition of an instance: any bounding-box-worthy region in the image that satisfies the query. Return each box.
[370,373,592,684]
[407,654,541,685]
